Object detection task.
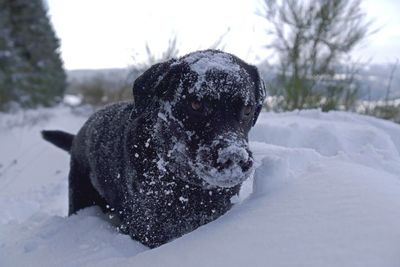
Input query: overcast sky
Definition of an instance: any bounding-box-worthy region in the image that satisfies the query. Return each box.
[46,0,400,70]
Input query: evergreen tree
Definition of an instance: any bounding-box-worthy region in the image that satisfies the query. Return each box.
[0,1,19,108]
[0,0,66,110]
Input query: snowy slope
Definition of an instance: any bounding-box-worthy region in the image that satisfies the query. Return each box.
[1,107,400,267]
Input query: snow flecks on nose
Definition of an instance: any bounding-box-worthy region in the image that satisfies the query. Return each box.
[195,136,254,188]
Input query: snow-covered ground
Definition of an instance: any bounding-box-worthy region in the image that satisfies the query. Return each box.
[1,107,400,267]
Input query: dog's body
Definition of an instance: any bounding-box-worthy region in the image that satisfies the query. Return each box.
[43,50,265,248]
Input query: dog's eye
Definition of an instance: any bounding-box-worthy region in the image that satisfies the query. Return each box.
[243,105,252,116]
[191,100,203,111]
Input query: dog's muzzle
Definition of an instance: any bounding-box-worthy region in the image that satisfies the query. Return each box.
[195,134,254,188]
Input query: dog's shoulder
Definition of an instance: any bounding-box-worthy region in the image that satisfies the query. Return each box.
[76,101,135,145]
[87,101,134,125]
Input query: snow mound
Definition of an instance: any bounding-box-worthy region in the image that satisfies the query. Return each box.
[1,108,400,267]
[251,110,400,157]
[0,208,147,267]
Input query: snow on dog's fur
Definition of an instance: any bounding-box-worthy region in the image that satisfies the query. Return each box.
[42,50,266,248]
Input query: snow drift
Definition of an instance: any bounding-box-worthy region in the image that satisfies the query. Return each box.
[0,107,400,267]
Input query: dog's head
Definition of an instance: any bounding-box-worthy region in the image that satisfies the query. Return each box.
[133,50,265,189]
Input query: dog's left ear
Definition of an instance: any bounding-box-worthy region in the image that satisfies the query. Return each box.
[132,59,176,113]
[245,65,266,126]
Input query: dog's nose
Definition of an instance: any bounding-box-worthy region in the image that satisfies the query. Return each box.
[215,155,253,172]
[212,138,253,173]
[239,158,253,172]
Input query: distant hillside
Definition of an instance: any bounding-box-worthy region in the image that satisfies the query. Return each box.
[67,63,400,101]
[67,68,132,88]
[258,62,400,101]
[358,64,400,100]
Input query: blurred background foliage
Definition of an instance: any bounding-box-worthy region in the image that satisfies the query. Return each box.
[0,0,399,123]
[0,0,66,111]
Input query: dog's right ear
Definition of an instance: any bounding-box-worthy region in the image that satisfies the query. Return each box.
[132,59,176,113]
[243,64,266,126]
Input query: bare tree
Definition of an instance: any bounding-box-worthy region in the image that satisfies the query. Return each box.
[116,31,231,102]
[130,36,180,76]
[384,58,399,103]
[130,29,230,76]
[208,27,231,51]
[259,0,373,111]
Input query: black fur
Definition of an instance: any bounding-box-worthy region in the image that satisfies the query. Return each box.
[42,50,266,248]
[41,130,74,152]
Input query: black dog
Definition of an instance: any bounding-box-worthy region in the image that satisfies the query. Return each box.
[42,50,265,248]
